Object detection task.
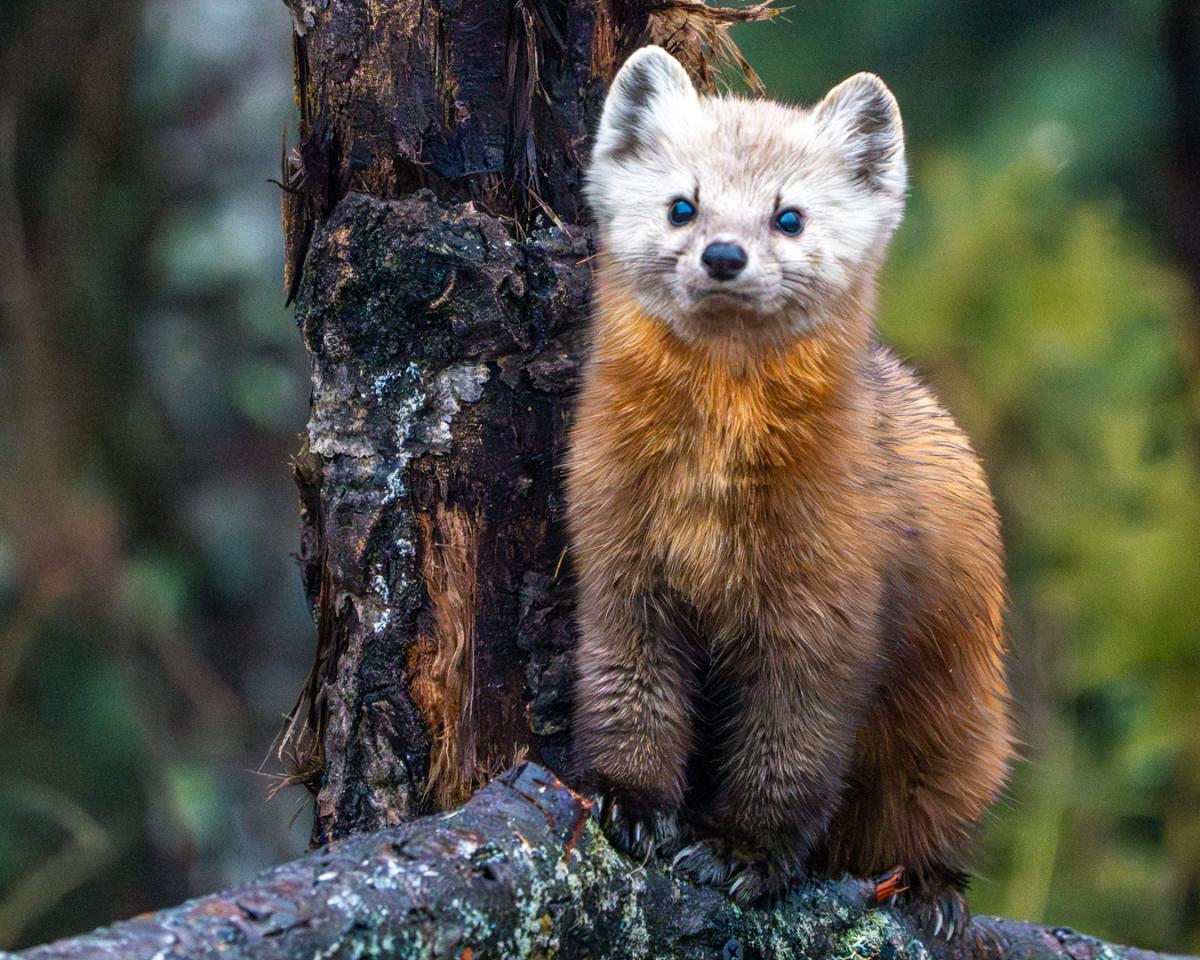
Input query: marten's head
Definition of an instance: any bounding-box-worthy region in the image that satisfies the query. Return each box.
[585,46,907,351]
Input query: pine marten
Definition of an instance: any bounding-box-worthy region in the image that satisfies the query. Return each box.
[566,46,1012,934]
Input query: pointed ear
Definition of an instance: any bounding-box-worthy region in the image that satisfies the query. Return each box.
[815,73,906,195]
[593,45,698,163]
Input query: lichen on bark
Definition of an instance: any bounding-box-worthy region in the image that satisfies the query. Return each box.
[6,765,1190,960]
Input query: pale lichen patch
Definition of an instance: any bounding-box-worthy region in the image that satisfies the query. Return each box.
[286,0,330,36]
[408,362,491,452]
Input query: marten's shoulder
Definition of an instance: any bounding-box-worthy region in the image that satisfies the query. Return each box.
[864,340,1004,618]
[865,342,990,484]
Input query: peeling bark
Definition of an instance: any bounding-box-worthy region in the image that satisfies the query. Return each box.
[5,765,1193,960]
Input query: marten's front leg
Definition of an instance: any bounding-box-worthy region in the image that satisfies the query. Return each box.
[698,644,875,904]
[572,585,699,859]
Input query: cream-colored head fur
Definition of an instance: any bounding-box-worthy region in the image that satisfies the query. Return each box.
[585,46,907,350]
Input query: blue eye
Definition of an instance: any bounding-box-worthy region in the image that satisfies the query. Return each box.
[668,198,697,226]
[775,208,805,236]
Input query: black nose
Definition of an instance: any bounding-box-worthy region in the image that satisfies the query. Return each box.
[701,242,748,281]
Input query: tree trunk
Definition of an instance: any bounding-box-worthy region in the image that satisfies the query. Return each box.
[278,0,778,841]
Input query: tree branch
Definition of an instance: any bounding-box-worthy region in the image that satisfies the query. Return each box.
[5,765,1192,960]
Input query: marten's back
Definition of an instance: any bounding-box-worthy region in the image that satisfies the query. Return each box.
[817,344,1011,886]
[867,342,1006,634]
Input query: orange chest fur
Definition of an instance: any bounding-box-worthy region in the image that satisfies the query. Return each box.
[574,309,883,621]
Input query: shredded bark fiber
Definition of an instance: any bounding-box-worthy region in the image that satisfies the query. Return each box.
[411,506,483,810]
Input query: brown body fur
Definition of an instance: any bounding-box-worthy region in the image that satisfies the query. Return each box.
[567,265,1011,903]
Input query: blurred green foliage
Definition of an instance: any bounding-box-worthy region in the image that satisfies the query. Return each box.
[0,0,1196,952]
[741,0,1200,949]
[0,0,310,949]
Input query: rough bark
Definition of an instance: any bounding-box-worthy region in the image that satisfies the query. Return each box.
[4,764,1193,960]
[277,0,779,843]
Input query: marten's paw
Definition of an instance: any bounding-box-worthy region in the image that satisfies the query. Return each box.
[727,857,797,906]
[911,887,970,942]
[591,792,678,861]
[671,838,738,885]
[879,877,995,952]
[672,839,802,906]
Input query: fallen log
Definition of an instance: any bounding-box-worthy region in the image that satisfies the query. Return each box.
[6,765,1191,960]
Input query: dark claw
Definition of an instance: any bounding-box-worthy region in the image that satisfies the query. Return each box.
[727,861,793,907]
[671,839,735,885]
[593,792,676,861]
[673,839,799,906]
[916,889,970,943]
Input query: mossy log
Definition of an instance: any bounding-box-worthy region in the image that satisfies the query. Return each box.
[4,765,1192,960]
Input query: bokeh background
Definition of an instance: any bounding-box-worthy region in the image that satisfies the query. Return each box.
[1,0,1198,952]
